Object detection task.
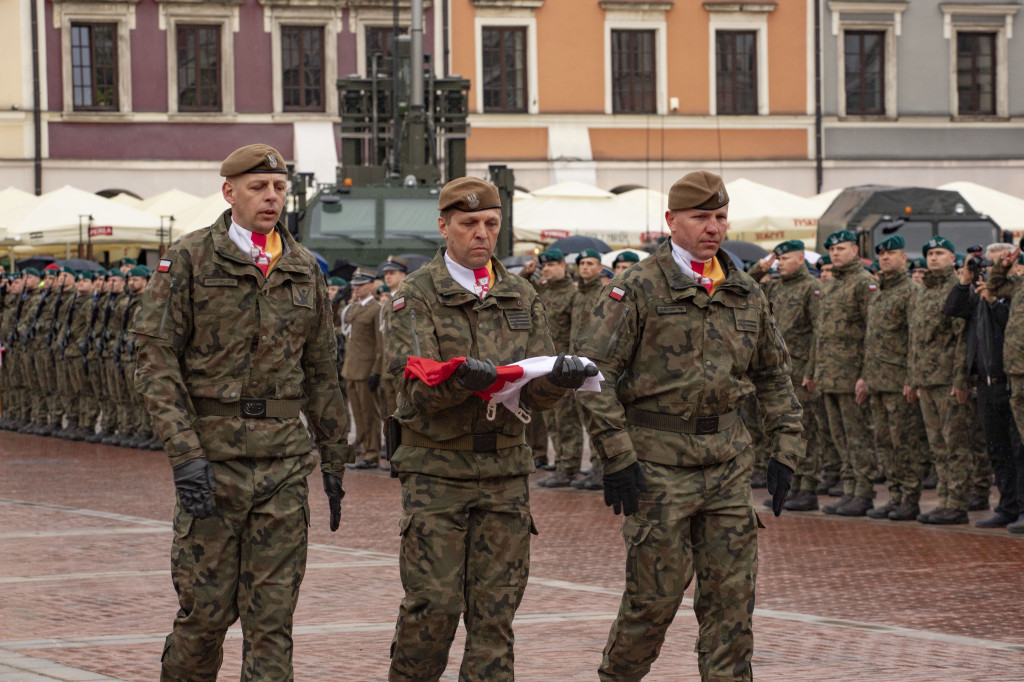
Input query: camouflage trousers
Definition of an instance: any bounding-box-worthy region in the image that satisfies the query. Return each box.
[917,385,973,511]
[600,456,758,682]
[870,392,929,503]
[123,359,153,434]
[161,454,314,682]
[390,473,534,682]
[86,354,116,432]
[793,384,821,492]
[543,390,584,474]
[66,356,99,431]
[346,379,380,463]
[378,373,398,422]
[31,346,59,424]
[823,393,875,498]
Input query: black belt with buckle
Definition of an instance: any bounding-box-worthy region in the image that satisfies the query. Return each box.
[400,427,525,452]
[625,406,739,435]
[192,397,303,419]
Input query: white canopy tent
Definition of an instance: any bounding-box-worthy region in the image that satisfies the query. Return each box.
[938,181,1024,234]
[139,189,202,216]
[806,188,843,216]
[1,185,162,247]
[723,178,820,248]
[109,192,143,208]
[170,192,230,239]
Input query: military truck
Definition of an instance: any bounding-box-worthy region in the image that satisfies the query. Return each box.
[816,185,1003,258]
[289,1,514,270]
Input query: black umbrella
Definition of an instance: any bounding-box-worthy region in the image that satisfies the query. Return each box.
[57,258,104,272]
[16,255,56,271]
[549,235,611,254]
[721,240,768,262]
[329,258,356,281]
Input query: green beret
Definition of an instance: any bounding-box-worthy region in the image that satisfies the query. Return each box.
[376,284,391,295]
[350,267,376,285]
[922,235,955,255]
[94,269,107,277]
[910,257,927,270]
[118,257,137,266]
[875,235,905,253]
[817,255,831,267]
[437,177,501,212]
[78,271,95,281]
[220,143,287,177]
[576,248,602,264]
[128,265,151,278]
[327,276,346,287]
[58,265,77,275]
[772,240,804,257]
[612,251,640,266]
[538,248,564,264]
[668,171,729,211]
[867,259,880,273]
[824,230,857,248]
[107,269,125,279]
[22,267,41,278]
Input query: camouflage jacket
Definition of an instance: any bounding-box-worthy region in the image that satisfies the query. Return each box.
[46,289,73,354]
[569,277,603,346]
[340,296,381,381]
[87,292,110,359]
[985,262,1024,375]
[573,241,804,474]
[385,248,564,479]
[1,292,25,348]
[62,293,93,359]
[132,209,351,475]
[119,294,143,363]
[908,267,968,390]
[101,291,129,359]
[812,260,875,392]
[28,287,57,351]
[16,288,42,349]
[539,276,575,351]
[748,261,820,382]
[863,270,917,393]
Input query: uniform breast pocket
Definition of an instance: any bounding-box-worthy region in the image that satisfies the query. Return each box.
[729,308,760,364]
[283,282,317,327]
[195,276,244,323]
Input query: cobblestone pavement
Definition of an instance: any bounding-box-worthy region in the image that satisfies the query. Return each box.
[2,430,1023,681]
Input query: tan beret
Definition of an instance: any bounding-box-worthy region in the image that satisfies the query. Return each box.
[437,177,501,212]
[668,171,729,211]
[220,144,287,177]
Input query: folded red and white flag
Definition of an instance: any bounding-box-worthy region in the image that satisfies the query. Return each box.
[404,355,603,421]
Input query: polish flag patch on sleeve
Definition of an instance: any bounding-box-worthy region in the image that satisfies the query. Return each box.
[392,296,406,312]
[157,259,172,273]
[609,286,625,301]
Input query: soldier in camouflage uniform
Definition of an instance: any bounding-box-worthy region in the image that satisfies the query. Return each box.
[23,266,61,434]
[384,177,590,682]
[908,235,972,524]
[12,270,43,431]
[857,236,930,521]
[748,239,822,511]
[85,272,116,443]
[59,271,99,440]
[48,266,77,436]
[536,247,586,487]
[133,144,351,682]
[575,172,803,682]
[99,270,131,445]
[570,248,605,490]
[0,273,27,429]
[122,266,159,449]
[810,230,877,517]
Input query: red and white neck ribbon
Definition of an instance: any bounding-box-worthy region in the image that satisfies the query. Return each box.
[404,355,603,422]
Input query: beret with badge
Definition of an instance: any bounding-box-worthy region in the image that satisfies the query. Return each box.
[58,265,77,276]
[612,251,640,266]
[817,255,831,267]
[922,235,955,255]
[22,267,41,278]
[77,270,94,281]
[576,248,602,264]
[128,265,151,279]
[437,177,501,212]
[220,144,288,177]
[874,234,905,253]
[824,230,857,248]
[107,269,125,280]
[538,248,564,264]
[773,239,804,257]
[668,171,729,211]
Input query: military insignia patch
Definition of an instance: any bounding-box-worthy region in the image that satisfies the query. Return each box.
[392,296,406,312]
[466,192,480,209]
[267,153,278,169]
[158,259,171,273]
[504,309,532,330]
[869,284,877,291]
[609,287,625,301]
[814,290,821,296]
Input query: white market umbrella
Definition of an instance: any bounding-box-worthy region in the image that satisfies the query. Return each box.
[806,188,843,216]
[139,189,202,218]
[3,185,161,246]
[938,181,1024,234]
[109,192,143,208]
[171,192,230,239]
[724,178,820,248]
[0,187,39,244]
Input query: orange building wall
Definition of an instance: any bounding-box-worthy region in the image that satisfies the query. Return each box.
[767,1,808,114]
[450,0,479,111]
[468,127,549,161]
[589,128,807,161]
[665,4,711,115]
[533,2,605,113]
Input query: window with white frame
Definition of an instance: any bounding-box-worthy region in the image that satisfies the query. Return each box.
[53,1,136,115]
[347,1,413,78]
[261,1,341,116]
[601,1,669,115]
[827,2,906,118]
[704,3,773,116]
[472,2,541,114]
[941,4,1019,119]
[157,1,237,116]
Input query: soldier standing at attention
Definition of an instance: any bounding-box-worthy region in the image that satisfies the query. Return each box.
[570,248,606,491]
[857,236,929,521]
[809,230,877,517]
[612,250,640,275]
[61,271,99,440]
[575,171,803,682]
[384,177,593,682]
[908,236,972,524]
[132,143,351,681]
[342,267,384,469]
[748,239,822,511]
[0,272,26,429]
[536,247,585,488]
[377,256,409,421]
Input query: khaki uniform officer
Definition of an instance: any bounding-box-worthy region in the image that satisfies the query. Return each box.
[575,171,803,682]
[342,266,383,468]
[133,143,352,681]
[385,177,593,682]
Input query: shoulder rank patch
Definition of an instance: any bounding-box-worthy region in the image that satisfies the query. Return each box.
[392,296,406,312]
[504,308,532,330]
[158,259,171,273]
[609,286,625,301]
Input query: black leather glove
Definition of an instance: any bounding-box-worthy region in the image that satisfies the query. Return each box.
[546,353,599,389]
[172,458,217,519]
[766,458,794,517]
[367,373,380,393]
[322,471,345,532]
[454,356,497,392]
[603,462,647,516]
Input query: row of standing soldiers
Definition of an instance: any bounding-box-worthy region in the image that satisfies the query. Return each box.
[0,262,159,449]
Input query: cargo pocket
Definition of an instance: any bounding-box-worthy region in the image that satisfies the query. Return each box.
[621,515,655,601]
[169,505,197,605]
